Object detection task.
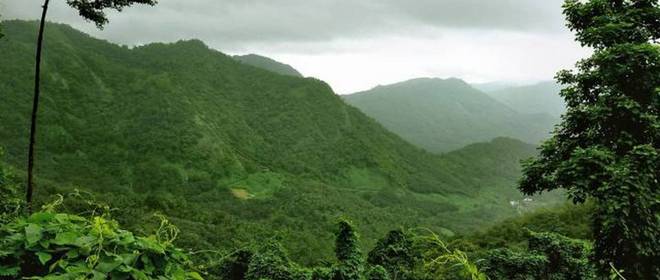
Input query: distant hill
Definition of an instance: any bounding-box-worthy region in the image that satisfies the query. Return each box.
[485,81,566,117]
[344,78,558,153]
[0,21,562,263]
[471,81,522,93]
[233,54,303,77]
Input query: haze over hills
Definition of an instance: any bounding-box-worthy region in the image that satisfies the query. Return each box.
[233,54,303,77]
[484,81,566,118]
[343,78,559,153]
[0,21,562,262]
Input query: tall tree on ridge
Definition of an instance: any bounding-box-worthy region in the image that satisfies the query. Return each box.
[26,0,157,212]
[519,0,659,278]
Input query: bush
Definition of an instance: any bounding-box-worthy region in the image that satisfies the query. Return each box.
[0,210,202,279]
[481,231,595,280]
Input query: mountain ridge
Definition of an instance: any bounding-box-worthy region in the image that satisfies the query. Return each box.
[485,81,566,117]
[233,53,303,77]
[344,77,558,153]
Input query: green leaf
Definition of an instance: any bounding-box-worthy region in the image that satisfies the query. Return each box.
[96,254,123,273]
[65,249,79,259]
[25,223,43,246]
[39,239,51,249]
[74,235,97,249]
[187,272,204,280]
[0,265,19,276]
[53,231,80,245]
[28,212,55,223]
[36,252,52,265]
[137,237,165,254]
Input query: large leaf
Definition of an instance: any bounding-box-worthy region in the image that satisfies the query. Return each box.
[28,212,56,224]
[36,251,52,265]
[25,223,43,246]
[0,265,19,276]
[53,231,80,246]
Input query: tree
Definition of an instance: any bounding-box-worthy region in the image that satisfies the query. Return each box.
[26,0,157,211]
[332,220,364,280]
[482,232,595,280]
[519,0,659,278]
[367,230,419,280]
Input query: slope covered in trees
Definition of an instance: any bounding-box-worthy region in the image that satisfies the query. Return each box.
[0,20,562,263]
[344,78,559,153]
[233,54,303,77]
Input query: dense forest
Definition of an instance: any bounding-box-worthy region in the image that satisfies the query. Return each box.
[1,0,658,279]
[0,20,563,264]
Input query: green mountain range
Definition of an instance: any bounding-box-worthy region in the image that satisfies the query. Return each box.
[233,54,303,77]
[0,21,561,263]
[343,78,559,153]
[484,81,566,118]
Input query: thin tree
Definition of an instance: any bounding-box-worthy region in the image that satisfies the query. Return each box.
[26,0,157,212]
[519,0,659,279]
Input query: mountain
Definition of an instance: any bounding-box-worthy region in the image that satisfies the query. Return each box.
[471,81,521,93]
[343,78,559,153]
[485,81,566,117]
[0,21,561,263]
[233,54,303,77]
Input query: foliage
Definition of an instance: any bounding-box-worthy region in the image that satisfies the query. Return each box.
[481,232,595,280]
[209,249,252,280]
[233,54,303,77]
[65,0,157,28]
[0,148,23,224]
[466,203,593,251]
[364,266,389,280]
[415,230,487,280]
[519,0,659,278]
[0,209,202,279]
[367,230,420,280]
[244,241,308,280]
[332,220,364,280]
[480,249,546,280]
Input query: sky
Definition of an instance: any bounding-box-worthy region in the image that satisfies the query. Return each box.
[1,0,591,94]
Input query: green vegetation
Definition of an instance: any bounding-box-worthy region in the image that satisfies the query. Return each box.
[0,150,601,279]
[1,0,656,278]
[480,232,594,280]
[0,210,202,279]
[233,54,303,77]
[25,0,157,211]
[520,0,660,278]
[0,20,562,264]
[484,81,566,118]
[344,78,558,153]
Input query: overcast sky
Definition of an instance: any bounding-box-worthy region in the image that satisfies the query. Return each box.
[1,0,591,94]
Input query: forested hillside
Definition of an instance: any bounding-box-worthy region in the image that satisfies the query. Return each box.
[0,21,561,263]
[233,54,303,77]
[344,78,559,153]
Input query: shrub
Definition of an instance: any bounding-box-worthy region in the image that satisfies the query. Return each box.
[0,210,202,279]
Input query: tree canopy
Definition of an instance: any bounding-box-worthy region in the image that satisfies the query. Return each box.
[520,0,660,278]
[66,0,157,28]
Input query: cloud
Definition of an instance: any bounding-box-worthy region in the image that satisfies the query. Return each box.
[1,0,586,94]
[2,0,566,48]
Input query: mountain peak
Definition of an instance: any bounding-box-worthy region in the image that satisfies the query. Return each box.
[344,77,556,153]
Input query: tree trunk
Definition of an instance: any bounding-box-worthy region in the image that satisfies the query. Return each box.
[26,0,50,213]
